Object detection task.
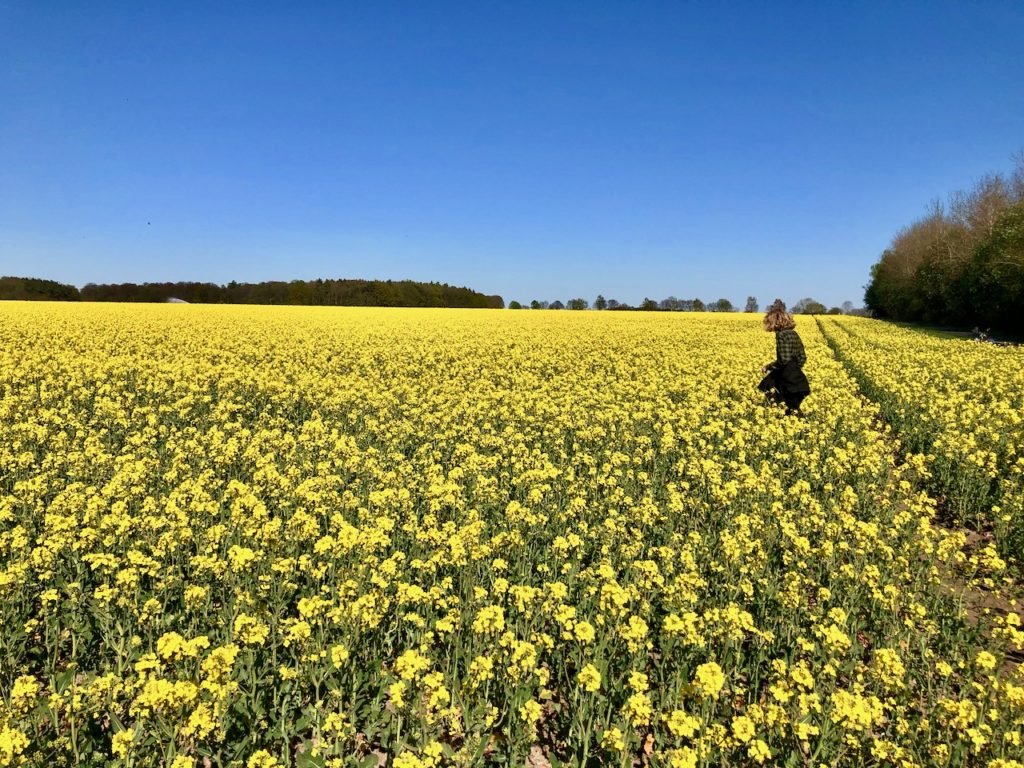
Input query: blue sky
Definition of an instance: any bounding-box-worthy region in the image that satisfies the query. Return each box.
[2,1,1022,308]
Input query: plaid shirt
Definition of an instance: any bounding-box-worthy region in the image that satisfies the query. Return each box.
[770,329,806,369]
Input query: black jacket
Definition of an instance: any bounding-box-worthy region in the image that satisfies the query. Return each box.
[758,360,810,396]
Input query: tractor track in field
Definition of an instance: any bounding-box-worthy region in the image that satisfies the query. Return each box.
[812,316,1024,671]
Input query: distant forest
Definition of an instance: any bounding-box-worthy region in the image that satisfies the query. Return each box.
[865,154,1024,335]
[0,277,504,309]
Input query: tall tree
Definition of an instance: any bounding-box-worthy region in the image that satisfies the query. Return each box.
[594,294,607,310]
[792,298,827,314]
[745,296,759,313]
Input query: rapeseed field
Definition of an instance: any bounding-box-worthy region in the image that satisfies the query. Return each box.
[0,304,1021,767]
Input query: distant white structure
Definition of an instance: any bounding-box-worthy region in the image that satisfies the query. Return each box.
[166,297,189,304]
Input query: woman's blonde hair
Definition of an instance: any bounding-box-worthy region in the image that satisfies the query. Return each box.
[762,299,795,332]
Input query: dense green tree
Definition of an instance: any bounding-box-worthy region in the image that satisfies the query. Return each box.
[959,200,1024,335]
[0,276,80,301]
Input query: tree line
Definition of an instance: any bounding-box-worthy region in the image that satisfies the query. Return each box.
[864,153,1024,335]
[3,275,866,317]
[0,277,504,309]
[508,295,863,314]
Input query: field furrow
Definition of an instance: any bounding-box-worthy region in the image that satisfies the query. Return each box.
[817,316,1024,574]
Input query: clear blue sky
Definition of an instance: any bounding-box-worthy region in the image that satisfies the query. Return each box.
[2,1,1022,308]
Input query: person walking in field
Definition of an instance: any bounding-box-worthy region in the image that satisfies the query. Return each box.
[758,299,810,416]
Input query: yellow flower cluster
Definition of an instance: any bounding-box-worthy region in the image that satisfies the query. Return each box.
[0,303,1021,766]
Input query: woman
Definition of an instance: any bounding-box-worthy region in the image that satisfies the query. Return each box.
[757,299,810,416]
